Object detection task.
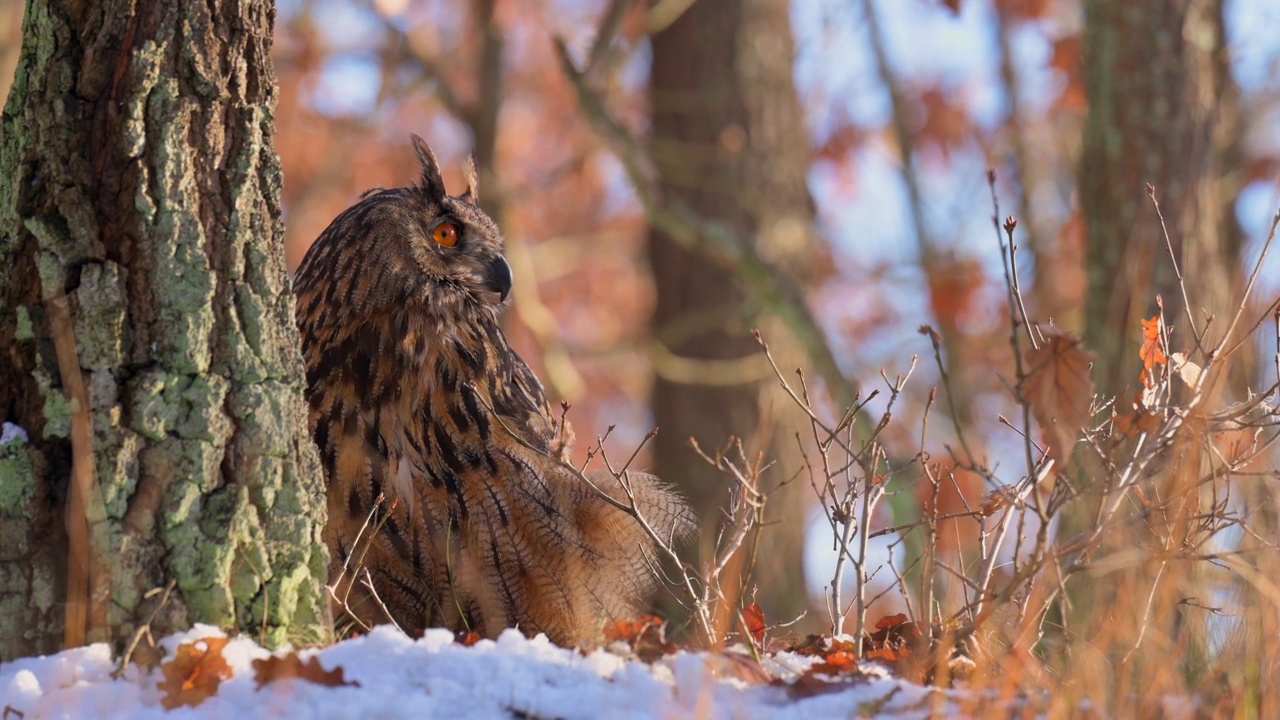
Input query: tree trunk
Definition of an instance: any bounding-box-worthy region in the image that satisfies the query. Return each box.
[0,0,328,660]
[648,0,821,629]
[1080,0,1240,395]
[1071,0,1242,692]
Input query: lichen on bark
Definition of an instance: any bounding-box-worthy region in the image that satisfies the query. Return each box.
[0,0,330,659]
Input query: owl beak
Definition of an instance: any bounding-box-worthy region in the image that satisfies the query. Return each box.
[484,255,513,303]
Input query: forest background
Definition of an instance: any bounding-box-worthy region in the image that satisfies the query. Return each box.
[1,0,1278,714]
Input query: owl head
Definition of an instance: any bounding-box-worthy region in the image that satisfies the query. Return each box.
[402,135,513,307]
[294,135,513,334]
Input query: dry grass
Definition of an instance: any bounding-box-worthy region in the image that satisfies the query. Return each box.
[713,185,1280,716]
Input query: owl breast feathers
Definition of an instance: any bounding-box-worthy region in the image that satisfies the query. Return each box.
[293,135,692,645]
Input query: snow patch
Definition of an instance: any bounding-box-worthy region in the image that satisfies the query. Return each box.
[0,626,1012,719]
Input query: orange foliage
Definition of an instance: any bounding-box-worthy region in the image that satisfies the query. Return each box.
[926,255,986,335]
[917,88,973,158]
[158,637,234,710]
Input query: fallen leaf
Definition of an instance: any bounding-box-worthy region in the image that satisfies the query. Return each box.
[784,634,829,656]
[866,646,902,663]
[252,652,359,690]
[809,650,859,677]
[793,636,858,658]
[603,615,674,662]
[602,615,664,645]
[874,613,910,631]
[866,614,923,661]
[741,604,767,646]
[158,637,233,710]
[1022,325,1096,467]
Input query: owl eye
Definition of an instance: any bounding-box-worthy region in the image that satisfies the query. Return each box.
[432,222,460,248]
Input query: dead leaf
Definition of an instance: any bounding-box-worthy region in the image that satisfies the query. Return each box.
[979,485,1018,517]
[791,635,858,658]
[808,650,859,677]
[1022,326,1096,467]
[603,615,673,662]
[602,615,663,644]
[252,652,360,690]
[1140,315,1167,374]
[158,637,234,710]
[784,634,829,656]
[741,604,767,646]
[1170,351,1203,390]
[865,613,923,663]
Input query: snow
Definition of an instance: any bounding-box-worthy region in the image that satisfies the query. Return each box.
[0,625,998,719]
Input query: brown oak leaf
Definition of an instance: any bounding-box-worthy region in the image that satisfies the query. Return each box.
[1139,315,1167,374]
[1023,325,1096,468]
[158,637,233,710]
[252,652,359,690]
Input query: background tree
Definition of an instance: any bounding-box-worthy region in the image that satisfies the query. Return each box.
[0,0,328,659]
[1080,0,1242,394]
[646,0,828,627]
[1072,0,1261,698]
[2,0,1278,706]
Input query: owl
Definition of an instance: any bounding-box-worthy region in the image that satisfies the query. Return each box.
[293,135,691,645]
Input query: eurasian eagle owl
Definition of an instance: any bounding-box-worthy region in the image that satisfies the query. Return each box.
[293,135,691,645]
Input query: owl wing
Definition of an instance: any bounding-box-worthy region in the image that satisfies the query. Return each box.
[480,344,560,454]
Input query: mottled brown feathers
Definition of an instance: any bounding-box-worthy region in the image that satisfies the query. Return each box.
[293,135,692,645]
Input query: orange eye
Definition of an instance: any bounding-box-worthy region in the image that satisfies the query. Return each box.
[432,222,459,247]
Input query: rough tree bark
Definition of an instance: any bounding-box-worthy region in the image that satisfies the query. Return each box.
[1080,0,1240,394]
[0,0,328,660]
[648,0,822,627]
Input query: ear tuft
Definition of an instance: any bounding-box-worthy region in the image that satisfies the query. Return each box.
[411,134,447,202]
[460,154,480,205]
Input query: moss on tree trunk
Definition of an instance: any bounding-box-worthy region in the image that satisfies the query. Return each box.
[0,0,328,659]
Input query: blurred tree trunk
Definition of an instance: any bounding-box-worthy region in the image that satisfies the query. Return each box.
[1080,0,1241,395]
[0,0,328,660]
[1072,0,1243,691]
[648,0,822,631]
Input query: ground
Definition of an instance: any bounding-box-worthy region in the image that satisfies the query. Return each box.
[0,624,1020,719]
